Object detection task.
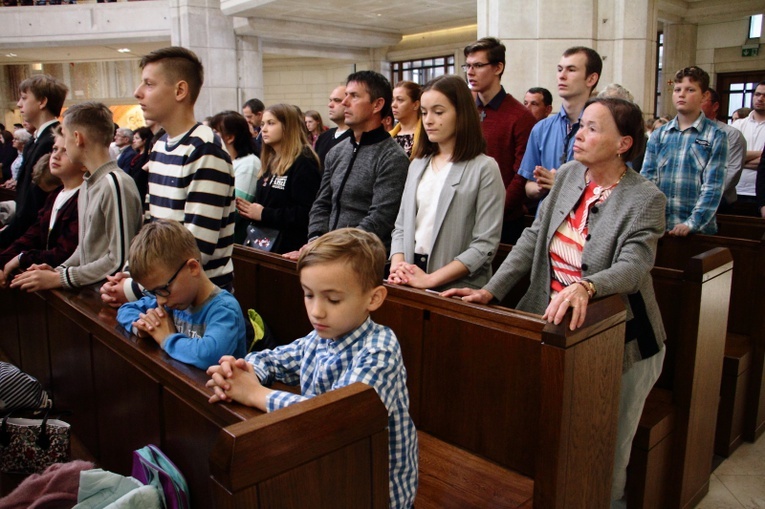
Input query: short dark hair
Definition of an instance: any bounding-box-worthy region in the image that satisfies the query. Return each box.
[209,110,256,158]
[63,102,114,148]
[673,66,710,93]
[464,37,506,77]
[583,97,646,162]
[346,70,393,120]
[19,75,69,117]
[243,98,264,114]
[562,46,603,90]
[707,87,720,106]
[413,75,486,163]
[527,87,553,107]
[140,47,204,104]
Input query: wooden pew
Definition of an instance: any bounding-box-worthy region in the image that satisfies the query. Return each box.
[0,288,390,508]
[232,245,628,508]
[491,243,733,508]
[626,247,733,509]
[716,214,765,240]
[654,232,765,454]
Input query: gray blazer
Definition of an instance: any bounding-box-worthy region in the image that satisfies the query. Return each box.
[484,161,667,368]
[391,154,504,290]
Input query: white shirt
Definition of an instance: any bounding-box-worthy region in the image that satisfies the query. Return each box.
[49,185,80,230]
[732,112,765,196]
[414,159,451,256]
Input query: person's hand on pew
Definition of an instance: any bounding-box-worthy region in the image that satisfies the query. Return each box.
[0,256,19,289]
[387,260,429,288]
[206,355,271,410]
[668,223,691,237]
[9,263,62,291]
[542,282,589,331]
[100,272,129,308]
[440,287,494,304]
[283,239,315,261]
[132,304,176,346]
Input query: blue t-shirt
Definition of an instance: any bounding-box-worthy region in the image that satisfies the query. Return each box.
[519,107,580,180]
[117,287,246,370]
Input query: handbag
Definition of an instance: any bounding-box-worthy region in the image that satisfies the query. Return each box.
[131,444,190,509]
[243,223,280,252]
[0,408,71,474]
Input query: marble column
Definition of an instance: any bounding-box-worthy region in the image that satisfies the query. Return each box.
[167,0,239,118]
[660,23,699,117]
[237,35,264,109]
[478,0,659,116]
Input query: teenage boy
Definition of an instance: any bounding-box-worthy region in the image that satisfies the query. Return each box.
[117,220,246,370]
[464,37,536,243]
[0,75,69,249]
[0,127,83,287]
[10,102,143,292]
[641,66,728,236]
[101,46,237,306]
[206,228,418,509]
[521,47,603,202]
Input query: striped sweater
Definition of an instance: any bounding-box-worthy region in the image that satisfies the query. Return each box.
[146,124,236,289]
[58,161,143,289]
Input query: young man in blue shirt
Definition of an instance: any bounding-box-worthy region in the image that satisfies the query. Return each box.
[207,228,418,509]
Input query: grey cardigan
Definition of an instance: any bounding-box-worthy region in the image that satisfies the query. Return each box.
[390,154,504,290]
[484,161,667,369]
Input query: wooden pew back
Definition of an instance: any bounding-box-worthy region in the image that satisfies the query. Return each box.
[233,245,628,508]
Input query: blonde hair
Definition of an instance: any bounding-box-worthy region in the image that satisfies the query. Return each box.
[129,220,200,282]
[297,228,385,292]
[259,104,319,178]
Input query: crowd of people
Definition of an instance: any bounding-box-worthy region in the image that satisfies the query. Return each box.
[0,36,762,509]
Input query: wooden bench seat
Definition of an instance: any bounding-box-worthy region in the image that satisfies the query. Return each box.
[416,431,534,509]
[232,246,628,508]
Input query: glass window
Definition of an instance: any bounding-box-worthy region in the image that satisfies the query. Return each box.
[750,14,763,39]
[391,55,456,86]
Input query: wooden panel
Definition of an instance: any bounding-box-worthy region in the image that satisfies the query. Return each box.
[92,338,162,474]
[258,439,376,508]
[0,289,20,363]
[17,291,50,389]
[717,214,765,240]
[164,388,225,509]
[47,304,99,457]
[420,311,540,475]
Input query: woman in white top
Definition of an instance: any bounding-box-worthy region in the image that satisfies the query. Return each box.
[209,110,261,243]
[388,75,504,291]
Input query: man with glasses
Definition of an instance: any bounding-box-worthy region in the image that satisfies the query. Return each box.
[464,37,536,244]
[521,47,603,204]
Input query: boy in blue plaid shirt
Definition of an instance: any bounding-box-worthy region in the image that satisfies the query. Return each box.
[641,66,727,235]
[206,228,418,508]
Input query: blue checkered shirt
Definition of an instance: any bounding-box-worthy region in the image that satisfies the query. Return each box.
[641,113,728,234]
[246,317,418,508]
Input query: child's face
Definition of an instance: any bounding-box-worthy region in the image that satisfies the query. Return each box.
[50,135,82,179]
[61,124,84,166]
[300,260,381,340]
[673,77,705,116]
[261,111,284,149]
[139,260,198,311]
[134,62,176,124]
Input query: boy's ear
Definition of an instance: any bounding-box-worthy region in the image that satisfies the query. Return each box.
[187,258,203,276]
[38,96,48,112]
[367,285,387,313]
[73,129,85,147]
[175,81,190,103]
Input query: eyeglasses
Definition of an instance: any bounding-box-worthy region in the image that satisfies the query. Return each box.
[461,62,492,72]
[142,260,188,298]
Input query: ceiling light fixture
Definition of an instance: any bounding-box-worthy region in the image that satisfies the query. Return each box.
[6,53,17,57]
[117,48,131,53]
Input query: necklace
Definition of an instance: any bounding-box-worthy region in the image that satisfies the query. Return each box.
[586,167,627,190]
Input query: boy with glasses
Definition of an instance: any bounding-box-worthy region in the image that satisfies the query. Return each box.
[117,219,246,370]
[463,37,535,244]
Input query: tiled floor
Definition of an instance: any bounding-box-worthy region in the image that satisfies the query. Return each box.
[696,436,765,509]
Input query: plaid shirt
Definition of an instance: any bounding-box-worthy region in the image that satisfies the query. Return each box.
[247,317,418,508]
[641,113,727,233]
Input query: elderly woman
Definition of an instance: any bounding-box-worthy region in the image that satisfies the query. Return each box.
[444,97,667,508]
